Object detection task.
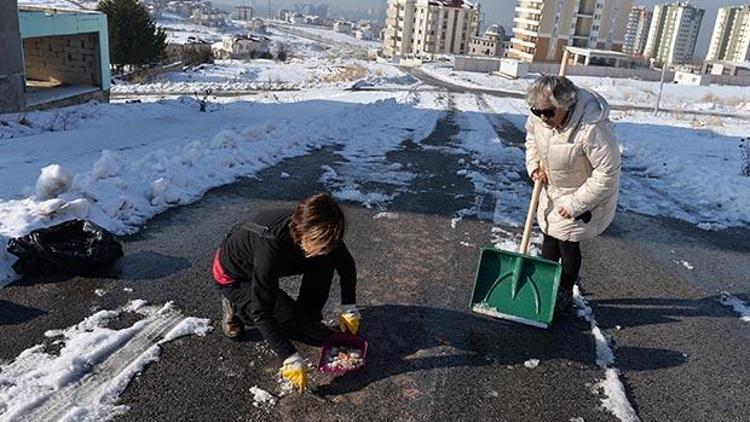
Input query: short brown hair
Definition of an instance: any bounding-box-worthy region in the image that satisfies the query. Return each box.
[290,192,346,256]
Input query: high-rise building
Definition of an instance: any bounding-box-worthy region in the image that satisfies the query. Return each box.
[643,2,704,66]
[623,5,652,56]
[383,0,480,58]
[508,0,632,63]
[706,5,750,63]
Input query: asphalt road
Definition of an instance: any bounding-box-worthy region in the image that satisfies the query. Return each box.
[1,80,748,421]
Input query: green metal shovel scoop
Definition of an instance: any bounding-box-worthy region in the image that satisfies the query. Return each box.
[469,180,562,328]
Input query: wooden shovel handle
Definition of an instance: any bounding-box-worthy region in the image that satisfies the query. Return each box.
[519,179,543,255]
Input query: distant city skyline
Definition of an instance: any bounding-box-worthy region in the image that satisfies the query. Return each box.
[475,0,750,59]
[218,0,750,59]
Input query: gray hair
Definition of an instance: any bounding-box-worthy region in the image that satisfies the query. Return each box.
[526,75,578,110]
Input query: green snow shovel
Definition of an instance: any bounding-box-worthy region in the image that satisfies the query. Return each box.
[469,179,562,328]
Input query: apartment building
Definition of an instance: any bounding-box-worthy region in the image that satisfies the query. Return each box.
[469,24,505,57]
[232,6,253,21]
[623,5,652,56]
[383,0,480,58]
[508,0,632,63]
[643,2,704,66]
[706,5,750,63]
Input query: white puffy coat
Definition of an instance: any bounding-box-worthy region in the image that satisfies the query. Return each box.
[525,88,621,242]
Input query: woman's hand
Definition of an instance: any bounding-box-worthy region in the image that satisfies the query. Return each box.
[532,167,548,184]
[557,206,573,219]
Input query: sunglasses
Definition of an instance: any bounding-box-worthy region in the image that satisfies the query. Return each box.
[530,107,556,118]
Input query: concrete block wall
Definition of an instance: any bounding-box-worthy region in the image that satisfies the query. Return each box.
[23,33,101,87]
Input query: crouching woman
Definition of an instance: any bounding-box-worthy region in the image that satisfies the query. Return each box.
[212,192,361,391]
[524,75,621,311]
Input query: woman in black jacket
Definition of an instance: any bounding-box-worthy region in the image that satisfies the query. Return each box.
[212,192,360,392]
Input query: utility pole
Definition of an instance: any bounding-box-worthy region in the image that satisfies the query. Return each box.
[654,59,667,115]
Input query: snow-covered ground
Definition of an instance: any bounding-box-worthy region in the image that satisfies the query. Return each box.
[277,23,382,50]
[112,24,416,94]
[421,63,750,116]
[0,87,441,287]
[112,57,416,94]
[18,0,96,9]
[480,95,750,230]
[0,300,210,421]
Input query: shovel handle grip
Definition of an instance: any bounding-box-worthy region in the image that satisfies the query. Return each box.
[519,179,543,255]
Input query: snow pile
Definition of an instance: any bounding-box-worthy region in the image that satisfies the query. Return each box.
[0,301,210,422]
[1,90,443,286]
[34,164,73,200]
[373,212,399,220]
[249,386,277,408]
[572,286,639,422]
[719,292,750,322]
[490,227,543,256]
[523,359,540,369]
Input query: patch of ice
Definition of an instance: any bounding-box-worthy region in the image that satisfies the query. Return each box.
[373,212,398,220]
[523,359,540,368]
[450,217,461,229]
[280,172,290,179]
[680,261,694,270]
[719,292,750,322]
[94,289,107,297]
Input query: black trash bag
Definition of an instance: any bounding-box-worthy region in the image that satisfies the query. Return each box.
[7,219,123,275]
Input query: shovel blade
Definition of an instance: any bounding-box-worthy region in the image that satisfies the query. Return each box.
[470,247,562,328]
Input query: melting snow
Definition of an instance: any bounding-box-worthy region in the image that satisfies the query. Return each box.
[719,292,750,322]
[249,386,277,408]
[573,286,639,422]
[523,359,540,369]
[0,301,210,422]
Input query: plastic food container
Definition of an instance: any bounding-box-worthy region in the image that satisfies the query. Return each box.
[317,333,368,376]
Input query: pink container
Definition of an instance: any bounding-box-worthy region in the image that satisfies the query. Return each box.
[317,333,368,376]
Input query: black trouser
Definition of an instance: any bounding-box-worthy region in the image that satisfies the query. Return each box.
[216,254,335,328]
[541,234,581,291]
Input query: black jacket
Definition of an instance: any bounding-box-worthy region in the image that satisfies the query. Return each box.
[219,209,356,357]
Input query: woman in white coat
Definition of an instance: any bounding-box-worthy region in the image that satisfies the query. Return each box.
[524,75,621,311]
